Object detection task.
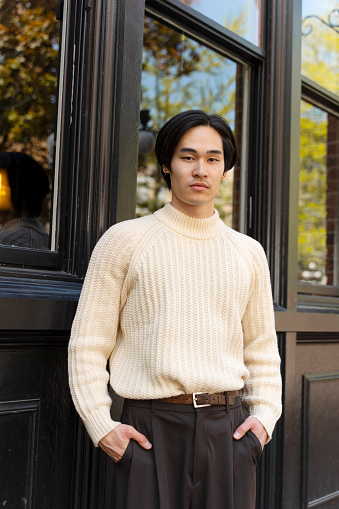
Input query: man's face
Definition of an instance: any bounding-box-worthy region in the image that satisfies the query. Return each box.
[163,125,226,218]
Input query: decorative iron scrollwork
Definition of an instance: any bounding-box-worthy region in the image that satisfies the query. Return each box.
[302,9,339,36]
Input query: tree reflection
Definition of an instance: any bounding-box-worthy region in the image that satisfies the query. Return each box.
[298,103,339,286]
[299,5,339,285]
[0,0,59,243]
[0,1,59,159]
[138,16,239,225]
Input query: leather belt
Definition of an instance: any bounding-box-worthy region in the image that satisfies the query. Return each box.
[158,390,239,408]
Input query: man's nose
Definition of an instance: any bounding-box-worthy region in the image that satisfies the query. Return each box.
[193,160,207,177]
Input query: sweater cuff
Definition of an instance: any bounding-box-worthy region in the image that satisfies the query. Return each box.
[249,405,281,442]
[82,406,121,447]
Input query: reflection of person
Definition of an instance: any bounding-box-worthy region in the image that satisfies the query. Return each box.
[69,110,282,509]
[0,152,49,250]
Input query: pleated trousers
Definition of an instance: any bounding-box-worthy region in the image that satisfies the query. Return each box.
[111,396,262,509]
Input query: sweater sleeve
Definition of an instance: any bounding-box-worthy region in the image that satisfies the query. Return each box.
[240,241,282,440]
[68,225,134,446]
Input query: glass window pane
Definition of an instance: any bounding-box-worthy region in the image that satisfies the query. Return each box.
[301,1,339,96]
[137,16,246,231]
[177,0,261,46]
[298,100,339,286]
[0,0,60,250]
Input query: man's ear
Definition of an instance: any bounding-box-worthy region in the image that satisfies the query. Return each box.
[163,165,170,174]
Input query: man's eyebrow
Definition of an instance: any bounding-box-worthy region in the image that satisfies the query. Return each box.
[206,149,222,155]
[179,147,198,153]
[178,147,222,155]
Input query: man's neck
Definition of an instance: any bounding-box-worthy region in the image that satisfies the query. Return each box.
[169,199,215,219]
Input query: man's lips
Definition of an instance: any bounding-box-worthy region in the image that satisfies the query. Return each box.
[190,182,209,189]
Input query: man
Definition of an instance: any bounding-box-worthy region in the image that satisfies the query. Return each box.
[69,110,282,509]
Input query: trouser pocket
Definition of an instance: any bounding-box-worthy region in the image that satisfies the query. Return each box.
[114,439,133,467]
[247,429,263,464]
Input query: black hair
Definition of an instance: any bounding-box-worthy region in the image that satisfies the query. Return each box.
[155,110,238,190]
[0,152,49,217]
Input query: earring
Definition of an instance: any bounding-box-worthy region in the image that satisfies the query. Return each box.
[221,177,226,181]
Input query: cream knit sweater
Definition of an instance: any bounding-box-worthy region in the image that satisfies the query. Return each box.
[69,203,282,446]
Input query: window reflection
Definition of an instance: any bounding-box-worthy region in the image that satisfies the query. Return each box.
[0,0,60,250]
[0,153,49,250]
[138,17,245,230]
[298,101,339,286]
[177,0,261,46]
[301,2,339,95]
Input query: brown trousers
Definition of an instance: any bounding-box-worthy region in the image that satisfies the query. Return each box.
[112,396,262,509]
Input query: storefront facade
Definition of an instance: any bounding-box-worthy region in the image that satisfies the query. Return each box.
[0,0,338,507]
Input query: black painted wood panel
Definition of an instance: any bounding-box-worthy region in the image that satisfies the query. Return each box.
[288,339,339,509]
[0,400,39,509]
[302,372,339,509]
[0,337,76,509]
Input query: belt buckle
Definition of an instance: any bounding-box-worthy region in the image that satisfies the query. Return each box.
[193,392,211,408]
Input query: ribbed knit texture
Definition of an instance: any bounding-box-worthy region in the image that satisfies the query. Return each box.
[69,203,282,446]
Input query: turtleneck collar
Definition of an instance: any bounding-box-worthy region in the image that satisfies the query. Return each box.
[154,203,224,240]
